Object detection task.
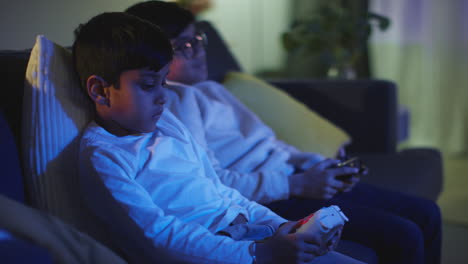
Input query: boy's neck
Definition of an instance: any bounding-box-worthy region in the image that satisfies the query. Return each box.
[94,113,133,137]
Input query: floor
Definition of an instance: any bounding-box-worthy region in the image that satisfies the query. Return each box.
[438,156,468,264]
[442,223,468,263]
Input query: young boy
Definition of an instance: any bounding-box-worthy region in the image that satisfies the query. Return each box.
[125,1,442,264]
[73,12,362,264]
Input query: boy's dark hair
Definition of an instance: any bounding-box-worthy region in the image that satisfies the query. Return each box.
[125,1,195,39]
[72,12,173,92]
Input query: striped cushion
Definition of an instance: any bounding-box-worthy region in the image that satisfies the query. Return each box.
[22,35,94,230]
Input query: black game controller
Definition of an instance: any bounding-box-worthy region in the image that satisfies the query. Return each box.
[330,157,368,181]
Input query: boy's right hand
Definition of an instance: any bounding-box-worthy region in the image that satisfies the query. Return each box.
[255,221,326,264]
[289,158,359,200]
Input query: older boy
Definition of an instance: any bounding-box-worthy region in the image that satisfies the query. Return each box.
[74,12,362,264]
[125,1,442,264]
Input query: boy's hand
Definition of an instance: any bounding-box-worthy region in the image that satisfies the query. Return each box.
[287,152,325,171]
[289,159,359,200]
[326,225,343,252]
[255,221,326,264]
[276,221,301,235]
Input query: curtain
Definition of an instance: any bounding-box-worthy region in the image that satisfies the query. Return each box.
[370,0,468,155]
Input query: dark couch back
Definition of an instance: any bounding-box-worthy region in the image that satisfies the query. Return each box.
[195,21,398,154]
[0,50,31,203]
[0,111,24,202]
[0,50,30,148]
[196,21,242,83]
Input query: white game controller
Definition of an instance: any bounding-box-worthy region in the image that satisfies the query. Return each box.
[296,205,349,241]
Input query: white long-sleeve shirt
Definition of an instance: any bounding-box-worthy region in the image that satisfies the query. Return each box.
[165,81,324,204]
[79,110,287,264]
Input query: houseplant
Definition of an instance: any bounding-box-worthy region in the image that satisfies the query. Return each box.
[282,0,390,78]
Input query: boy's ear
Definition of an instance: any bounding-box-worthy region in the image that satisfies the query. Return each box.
[86,75,110,106]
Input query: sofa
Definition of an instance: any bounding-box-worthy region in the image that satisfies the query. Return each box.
[0,21,442,263]
[0,111,53,263]
[198,21,443,201]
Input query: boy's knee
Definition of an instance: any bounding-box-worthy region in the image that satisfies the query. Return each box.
[312,251,366,264]
[414,198,442,230]
[395,219,425,258]
[426,200,441,223]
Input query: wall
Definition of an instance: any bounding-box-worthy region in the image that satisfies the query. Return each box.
[200,0,292,74]
[0,0,292,74]
[0,0,142,50]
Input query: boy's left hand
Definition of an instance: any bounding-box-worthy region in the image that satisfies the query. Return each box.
[288,152,325,171]
[326,226,343,252]
[276,221,301,235]
[278,221,343,254]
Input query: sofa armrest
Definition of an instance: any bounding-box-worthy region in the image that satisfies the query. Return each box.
[0,231,53,264]
[268,79,398,154]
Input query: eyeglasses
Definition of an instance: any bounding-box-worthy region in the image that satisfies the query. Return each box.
[173,31,208,59]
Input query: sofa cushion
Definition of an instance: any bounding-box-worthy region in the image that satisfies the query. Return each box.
[0,230,52,264]
[359,148,443,201]
[22,35,94,228]
[223,72,351,158]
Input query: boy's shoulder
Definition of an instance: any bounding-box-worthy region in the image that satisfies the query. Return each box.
[80,112,193,150]
[81,120,131,140]
[81,121,109,144]
[192,81,236,102]
[158,109,195,143]
[166,80,225,96]
[79,113,199,175]
[165,81,204,101]
[80,121,126,154]
[192,80,225,93]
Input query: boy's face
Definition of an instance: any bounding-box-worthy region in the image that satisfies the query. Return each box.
[168,23,208,85]
[95,64,170,135]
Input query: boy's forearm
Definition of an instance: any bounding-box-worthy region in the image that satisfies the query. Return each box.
[215,167,291,204]
[81,158,256,264]
[211,169,288,230]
